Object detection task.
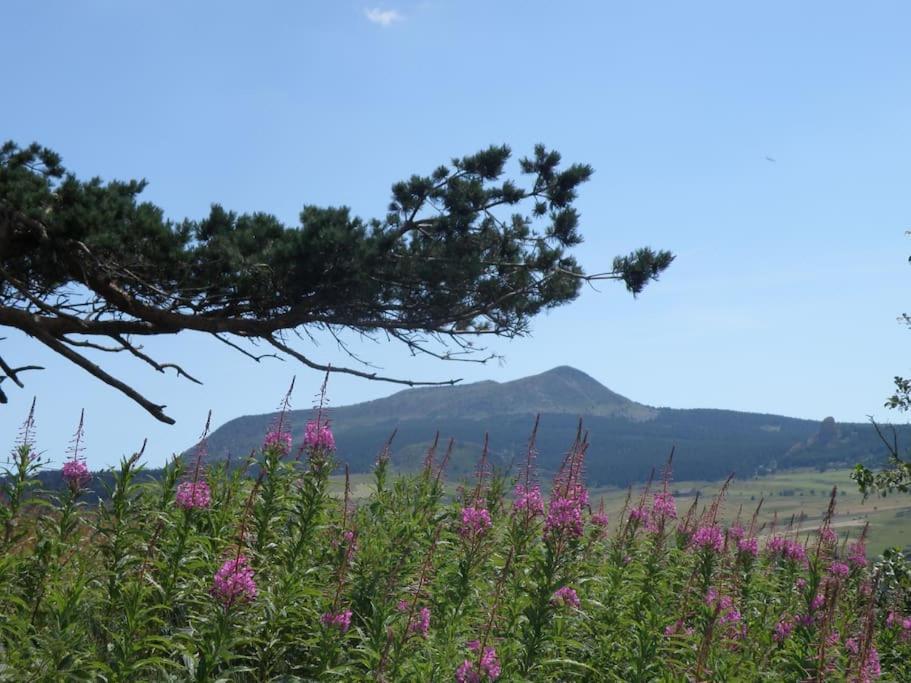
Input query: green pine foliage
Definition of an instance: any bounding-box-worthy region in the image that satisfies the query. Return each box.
[0,141,672,421]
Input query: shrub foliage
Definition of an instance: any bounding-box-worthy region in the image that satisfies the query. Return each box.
[1,399,909,682]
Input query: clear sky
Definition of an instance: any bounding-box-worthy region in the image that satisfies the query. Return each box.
[2,1,909,469]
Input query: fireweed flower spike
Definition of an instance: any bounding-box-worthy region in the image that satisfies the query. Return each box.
[62,458,90,490]
[62,409,90,491]
[847,540,868,568]
[691,524,724,553]
[652,490,677,520]
[460,506,492,539]
[737,536,759,557]
[456,642,500,682]
[512,483,544,516]
[175,480,212,510]
[828,561,851,579]
[263,428,293,455]
[410,607,431,637]
[320,609,353,633]
[551,586,581,609]
[304,419,335,452]
[212,554,257,607]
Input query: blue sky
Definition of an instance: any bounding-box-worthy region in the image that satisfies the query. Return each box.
[2,1,909,468]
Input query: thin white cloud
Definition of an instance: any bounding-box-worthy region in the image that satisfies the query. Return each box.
[364,7,404,27]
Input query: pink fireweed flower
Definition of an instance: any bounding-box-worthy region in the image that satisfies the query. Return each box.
[457,644,500,682]
[785,541,807,563]
[512,484,544,516]
[61,458,90,489]
[320,609,353,633]
[859,647,882,682]
[691,524,724,553]
[818,527,837,545]
[706,590,740,625]
[728,524,745,540]
[737,537,759,557]
[460,506,492,539]
[455,660,480,683]
[810,594,825,612]
[565,482,589,507]
[774,619,794,643]
[544,495,584,539]
[212,555,257,606]
[263,428,292,454]
[705,587,719,606]
[652,491,677,520]
[591,511,609,528]
[410,607,430,636]
[721,608,742,624]
[847,540,868,567]
[796,613,814,627]
[628,505,649,525]
[795,578,808,591]
[480,647,500,680]
[767,536,807,564]
[304,420,335,451]
[828,561,850,579]
[175,480,212,510]
[551,586,581,609]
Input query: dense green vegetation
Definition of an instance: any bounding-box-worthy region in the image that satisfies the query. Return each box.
[3,402,910,681]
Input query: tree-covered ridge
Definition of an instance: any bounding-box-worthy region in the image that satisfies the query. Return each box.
[195,367,897,486]
[0,142,672,421]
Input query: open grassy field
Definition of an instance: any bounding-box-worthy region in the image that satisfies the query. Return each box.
[331,467,911,557]
[589,468,911,558]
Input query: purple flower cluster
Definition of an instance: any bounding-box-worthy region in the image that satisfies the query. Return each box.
[175,480,212,510]
[410,607,431,636]
[212,555,257,607]
[304,420,335,451]
[456,642,500,682]
[691,524,724,553]
[706,589,741,627]
[846,638,881,682]
[321,609,353,632]
[628,505,649,525]
[590,511,609,528]
[62,458,90,488]
[766,536,807,564]
[396,600,431,636]
[828,561,850,579]
[818,526,838,545]
[652,491,677,520]
[737,536,759,557]
[460,506,492,539]
[544,495,585,539]
[886,611,911,641]
[512,484,544,516]
[847,540,868,567]
[551,586,580,609]
[263,428,292,455]
[773,619,794,643]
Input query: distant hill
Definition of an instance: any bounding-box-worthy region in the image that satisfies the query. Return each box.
[191,366,897,486]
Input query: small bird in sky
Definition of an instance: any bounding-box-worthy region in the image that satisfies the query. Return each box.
[764,156,777,163]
